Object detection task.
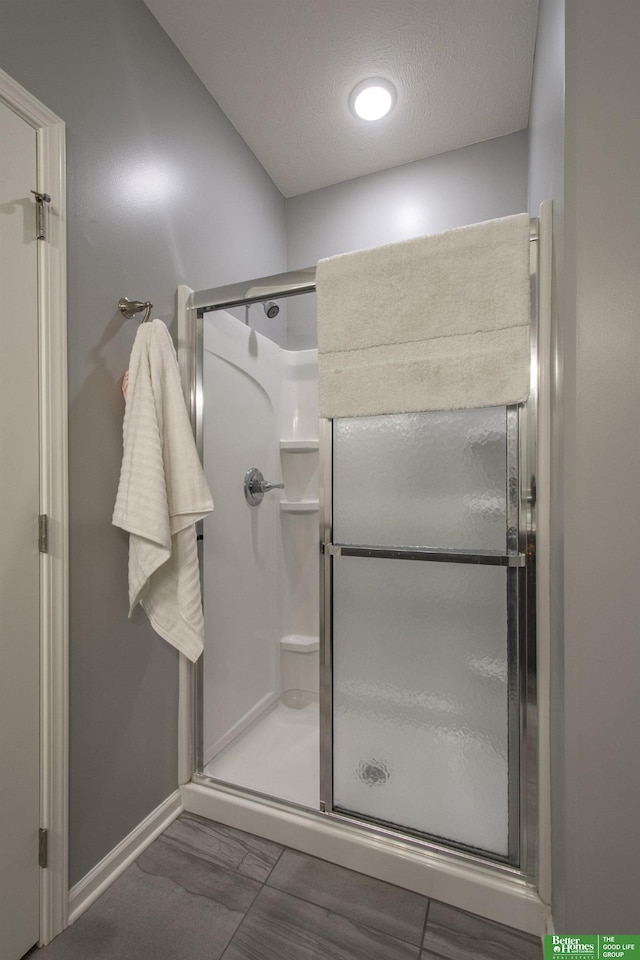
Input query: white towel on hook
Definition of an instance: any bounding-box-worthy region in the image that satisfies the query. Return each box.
[113,319,213,662]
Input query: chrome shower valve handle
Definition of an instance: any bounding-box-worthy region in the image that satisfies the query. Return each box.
[244,467,284,506]
[258,478,285,494]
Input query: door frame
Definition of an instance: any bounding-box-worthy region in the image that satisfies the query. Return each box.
[0,67,69,945]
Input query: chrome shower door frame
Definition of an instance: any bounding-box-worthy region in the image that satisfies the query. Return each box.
[318,406,529,868]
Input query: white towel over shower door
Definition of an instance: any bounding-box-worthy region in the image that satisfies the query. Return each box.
[0,99,41,959]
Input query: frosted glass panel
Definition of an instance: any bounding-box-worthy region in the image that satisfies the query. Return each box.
[333,407,507,551]
[332,556,509,855]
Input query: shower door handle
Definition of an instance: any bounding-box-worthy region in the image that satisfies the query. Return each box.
[244,467,284,506]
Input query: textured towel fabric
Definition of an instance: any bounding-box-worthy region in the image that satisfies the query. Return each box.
[316,213,531,418]
[113,319,213,661]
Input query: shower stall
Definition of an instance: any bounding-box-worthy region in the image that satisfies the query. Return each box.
[177,207,548,932]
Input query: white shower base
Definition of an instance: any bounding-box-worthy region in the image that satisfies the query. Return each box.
[203,697,319,809]
[182,778,546,936]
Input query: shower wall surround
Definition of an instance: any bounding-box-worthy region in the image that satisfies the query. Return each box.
[200,310,319,803]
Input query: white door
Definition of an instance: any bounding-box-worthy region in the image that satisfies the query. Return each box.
[0,97,42,960]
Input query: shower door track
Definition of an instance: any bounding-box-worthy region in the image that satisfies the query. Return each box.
[189,218,538,315]
[181,769,545,932]
[179,210,543,911]
[189,769,526,881]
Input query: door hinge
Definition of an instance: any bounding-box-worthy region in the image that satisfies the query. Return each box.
[31,190,52,241]
[39,828,48,868]
[39,514,49,554]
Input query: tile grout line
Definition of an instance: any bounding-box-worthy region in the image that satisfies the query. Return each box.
[218,903,255,960]
[262,844,286,884]
[217,847,286,960]
[218,838,288,960]
[420,941,542,960]
[263,873,427,950]
[421,894,544,950]
[418,898,432,959]
[220,882,433,960]
[419,921,544,960]
[161,814,290,960]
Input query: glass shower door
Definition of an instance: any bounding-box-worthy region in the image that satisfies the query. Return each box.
[322,406,524,863]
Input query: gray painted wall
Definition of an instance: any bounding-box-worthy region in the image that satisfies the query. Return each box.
[286,131,529,267]
[530,0,640,932]
[528,0,565,215]
[0,0,286,885]
[285,131,528,349]
[559,0,640,933]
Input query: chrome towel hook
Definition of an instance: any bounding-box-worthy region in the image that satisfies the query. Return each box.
[118,297,153,323]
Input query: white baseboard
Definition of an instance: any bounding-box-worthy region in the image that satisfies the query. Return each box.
[68,790,183,925]
[182,781,547,937]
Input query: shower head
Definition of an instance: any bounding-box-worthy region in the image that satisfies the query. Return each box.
[263,301,279,319]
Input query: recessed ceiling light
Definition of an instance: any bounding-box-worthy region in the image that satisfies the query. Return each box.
[349,78,397,121]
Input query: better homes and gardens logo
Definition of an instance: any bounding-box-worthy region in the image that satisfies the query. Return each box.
[544,937,640,959]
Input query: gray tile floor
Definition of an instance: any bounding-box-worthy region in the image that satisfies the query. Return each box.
[30,813,543,960]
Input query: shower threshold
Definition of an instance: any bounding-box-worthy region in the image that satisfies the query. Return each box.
[203,692,319,809]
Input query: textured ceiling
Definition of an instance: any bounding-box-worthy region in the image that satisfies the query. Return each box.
[143,0,539,198]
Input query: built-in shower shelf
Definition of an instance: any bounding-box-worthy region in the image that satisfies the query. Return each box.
[280,634,319,653]
[280,439,319,452]
[280,498,320,513]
